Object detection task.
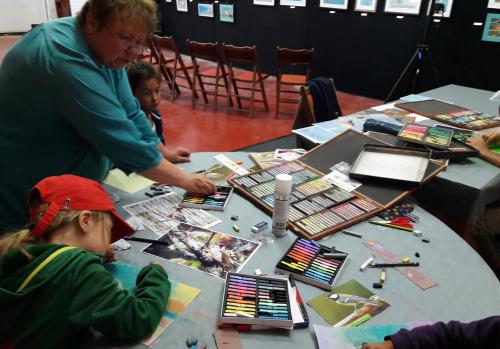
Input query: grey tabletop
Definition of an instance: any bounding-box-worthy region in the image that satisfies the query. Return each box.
[416,85,500,221]
[89,152,500,349]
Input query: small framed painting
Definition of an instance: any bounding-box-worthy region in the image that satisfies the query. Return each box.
[198,3,214,17]
[488,0,500,9]
[254,0,275,5]
[320,0,349,10]
[384,0,422,15]
[280,0,306,7]
[482,13,500,43]
[219,4,235,23]
[176,0,188,12]
[432,0,453,18]
[354,0,377,12]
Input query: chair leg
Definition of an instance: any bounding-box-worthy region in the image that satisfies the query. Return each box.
[232,79,243,109]
[214,67,220,112]
[259,76,269,112]
[171,64,178,102]
[198,75,209,104]
[250,71,257,118]
[191,67,197,109]
[222,73,233,107]
[275,79,281,118]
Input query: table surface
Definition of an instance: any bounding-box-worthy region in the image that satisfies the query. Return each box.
[88,152,500,349]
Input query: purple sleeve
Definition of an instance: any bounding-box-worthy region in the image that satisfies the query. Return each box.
[387,316,500,349]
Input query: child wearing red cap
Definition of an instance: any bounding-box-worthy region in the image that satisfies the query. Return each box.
[0,175,171,348]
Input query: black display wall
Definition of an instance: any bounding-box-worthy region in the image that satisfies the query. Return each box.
[158,0,500,100]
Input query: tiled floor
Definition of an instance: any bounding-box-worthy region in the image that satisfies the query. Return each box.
[0,35,383,151]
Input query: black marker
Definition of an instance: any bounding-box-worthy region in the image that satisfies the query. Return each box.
[369,262,420,268]
[124,237,171,246]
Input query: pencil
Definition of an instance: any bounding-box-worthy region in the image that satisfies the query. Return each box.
[124,237,171,246]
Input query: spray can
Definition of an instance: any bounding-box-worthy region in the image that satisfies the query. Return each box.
[272,174,292,237]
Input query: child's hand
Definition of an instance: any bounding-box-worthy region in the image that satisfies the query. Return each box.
[467,136,490,153]
[165,147,191,163]
[361,341,395,349]
[483,131,500,145]
[185,173,217,194]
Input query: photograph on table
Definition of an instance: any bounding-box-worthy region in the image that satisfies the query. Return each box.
[320,0,349,10]
[488,0,500,9]
[219,3,235,23]
[254,0,275,6]
[198,3,214,17]
[142,223,260,279]
[280,0,307,7]
[122,193,221,236]
[176,0,188,12]
[354,0,378,12]
[432,0,453,18]
[384,0,422,15]
[104,261,201,346]
[482,13,500,43]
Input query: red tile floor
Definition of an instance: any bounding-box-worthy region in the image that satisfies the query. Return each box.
[0,35,383,151]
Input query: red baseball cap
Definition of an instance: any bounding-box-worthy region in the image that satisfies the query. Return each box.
[29,174,134,242]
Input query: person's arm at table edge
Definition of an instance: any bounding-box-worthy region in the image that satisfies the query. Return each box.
[140,158,215,194]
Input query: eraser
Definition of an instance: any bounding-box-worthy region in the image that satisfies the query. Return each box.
[251,221,268,233]
[373,282,383,289]
[232,225,240,232]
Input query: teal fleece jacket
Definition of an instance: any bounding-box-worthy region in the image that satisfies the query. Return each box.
[0,244,171,348]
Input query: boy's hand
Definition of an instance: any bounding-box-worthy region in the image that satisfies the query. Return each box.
[165,147,191,163]
[184,173,217,194]
[361,340,395,349]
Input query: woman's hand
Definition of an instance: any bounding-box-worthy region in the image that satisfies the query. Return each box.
[361,340,395,349]
[184,173,217,194]
[164,147,191,163]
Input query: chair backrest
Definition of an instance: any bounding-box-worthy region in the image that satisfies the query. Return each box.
[187,40,221,62]
[277,47,313,79]
[292,85,316,130]
[277,47,314,66]
[223,44,258,64]
[152,34,178,53]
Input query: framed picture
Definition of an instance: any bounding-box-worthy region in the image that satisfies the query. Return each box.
[320,0,349,10]
[488,0,500,9]
[354,0,377,12]
[198,3,214,17]
[176,0,188,12]
[254,0,275,5]
[384,0,422,15]
[280,0,306,7]
[432,0,453,18]
[482,13,500,43]
[219,4,235,23]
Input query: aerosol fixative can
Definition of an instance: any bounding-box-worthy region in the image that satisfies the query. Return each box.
[272,173,292,237]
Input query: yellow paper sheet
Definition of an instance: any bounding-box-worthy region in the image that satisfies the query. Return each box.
[103,168,154,194]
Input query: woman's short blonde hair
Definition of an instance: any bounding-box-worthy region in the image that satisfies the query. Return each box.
[78,0,158,33]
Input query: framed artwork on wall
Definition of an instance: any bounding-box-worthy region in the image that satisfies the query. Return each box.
[254,0,275,5]
[198,3,214,17]
[488,0,500,9]
[354,0,377,12]
[432,0,453,18]
[176,0,188,12]
[220,4,235,22]
[280,0,307,7]
[320,0,349,10]
[384,0,422,15]
[482,13,500,43]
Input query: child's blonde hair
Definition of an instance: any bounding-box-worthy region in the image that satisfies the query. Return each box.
[0,209,110,258]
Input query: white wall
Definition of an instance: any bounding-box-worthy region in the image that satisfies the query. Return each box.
[69,0,86,15]
[0,0,58,33]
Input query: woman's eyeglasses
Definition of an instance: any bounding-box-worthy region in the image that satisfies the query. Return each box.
[105,25,147,54]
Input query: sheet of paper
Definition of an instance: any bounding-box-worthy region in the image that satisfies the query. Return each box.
[292,125,336,143]
[213,329,244,349]
[103,168,154,194]
[400,94,433,102]
[214,154,249,175]
[323,170,361,192]
[372,103,395,111]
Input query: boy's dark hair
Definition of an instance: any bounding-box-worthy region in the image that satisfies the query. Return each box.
[126,61,161,92]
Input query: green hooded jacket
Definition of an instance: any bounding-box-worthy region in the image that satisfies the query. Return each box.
[0,244,171,348]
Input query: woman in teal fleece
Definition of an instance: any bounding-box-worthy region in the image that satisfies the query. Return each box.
[0,174,171,348]
[0,0,215,232]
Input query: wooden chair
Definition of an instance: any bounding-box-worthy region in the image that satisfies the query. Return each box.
[222,44,269,117]
[292,77,342,130]
[187,40,232,111]
[276,47,314,118]
[150,35,195,102]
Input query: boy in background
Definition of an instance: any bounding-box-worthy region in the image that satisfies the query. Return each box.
[127,61,190,163]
